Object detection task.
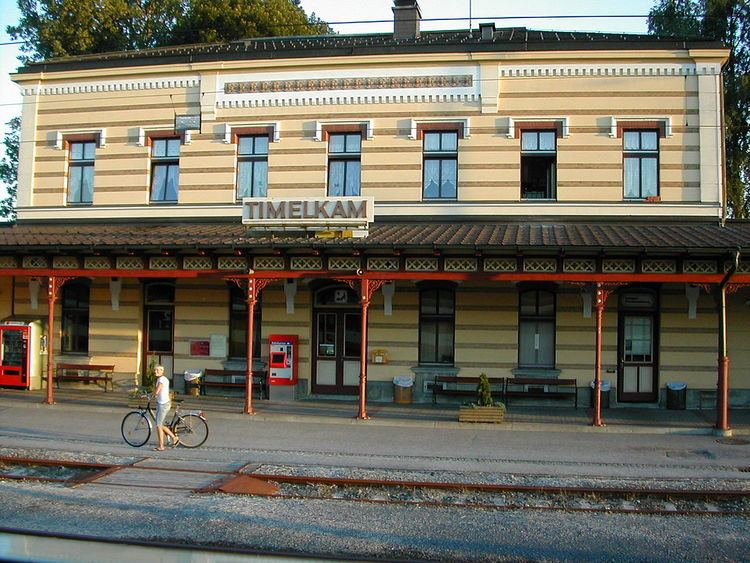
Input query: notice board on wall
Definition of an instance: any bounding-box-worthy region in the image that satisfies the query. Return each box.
[190,340,210,356]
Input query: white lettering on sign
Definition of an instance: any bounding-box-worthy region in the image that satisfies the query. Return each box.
[242,197,373,230]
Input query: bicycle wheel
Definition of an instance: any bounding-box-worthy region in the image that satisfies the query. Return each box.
[172,414,208,448]
[121,411,151,447]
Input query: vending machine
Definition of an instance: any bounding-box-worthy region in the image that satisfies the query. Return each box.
[268,335,298,401]
[0,321,43,390]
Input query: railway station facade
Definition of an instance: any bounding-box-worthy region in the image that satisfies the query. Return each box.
[5,0,750,430]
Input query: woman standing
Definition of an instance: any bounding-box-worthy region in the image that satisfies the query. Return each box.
[153,365,180,451]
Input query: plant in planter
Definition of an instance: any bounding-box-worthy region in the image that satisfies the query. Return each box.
[458,373,506,423]
[127,357,157,408]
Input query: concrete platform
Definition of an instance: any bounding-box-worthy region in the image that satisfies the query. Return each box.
[2,388,748,435]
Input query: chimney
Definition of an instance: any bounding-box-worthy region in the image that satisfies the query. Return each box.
[479,23,496,41]
[393,0,422,40]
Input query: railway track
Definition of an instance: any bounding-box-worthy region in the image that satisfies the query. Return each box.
[1,455,748,517]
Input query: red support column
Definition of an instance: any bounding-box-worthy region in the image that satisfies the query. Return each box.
[245,280,258,415]
[44,276,73,405]
[716,284,730,433]
[592,285,605,427]
[355,279,387,420]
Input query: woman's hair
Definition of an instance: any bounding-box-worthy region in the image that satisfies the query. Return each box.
[155,364,164,372]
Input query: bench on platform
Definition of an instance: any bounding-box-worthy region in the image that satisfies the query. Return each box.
[200,369,268,399]
[504,377,578,408]
[433,375,505,404]
[55,363,114,392]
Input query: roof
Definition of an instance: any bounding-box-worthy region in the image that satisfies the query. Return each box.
[0,221,747,254]
[16,28,724,74]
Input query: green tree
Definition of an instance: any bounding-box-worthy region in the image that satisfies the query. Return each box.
[0,118,19,222]
[649,0,750,218]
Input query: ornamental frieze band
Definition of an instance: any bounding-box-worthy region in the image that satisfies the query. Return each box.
[224,75,473,94]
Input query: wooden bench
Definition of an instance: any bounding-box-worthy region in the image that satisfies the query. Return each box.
[504,377,578,409]
[200,369,269,399]
[433,376,505,404]
[55,363,115,392]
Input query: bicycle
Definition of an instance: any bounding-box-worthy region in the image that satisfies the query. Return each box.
[121,395,209,448]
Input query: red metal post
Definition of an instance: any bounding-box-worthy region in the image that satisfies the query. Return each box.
[45,277,57,405]
[716,284,730,433]
[245,279,258,415]
[593,284,605,427]
[358,280,371,420]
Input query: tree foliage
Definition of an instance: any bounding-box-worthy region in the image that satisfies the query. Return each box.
[0,118,20,221]
[649,0,750,218]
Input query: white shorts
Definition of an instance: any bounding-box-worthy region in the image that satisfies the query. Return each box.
[155,402,171,426]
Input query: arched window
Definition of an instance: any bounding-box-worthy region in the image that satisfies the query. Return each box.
[419,286,455,365]
[61,281,90,354]
[228,285,262,359]
[518,289,556,369]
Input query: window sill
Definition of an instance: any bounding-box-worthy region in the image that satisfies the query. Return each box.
[511,367,561,378]
[149,200,179,205]
[422,198,458,202]
[66,202,93,206]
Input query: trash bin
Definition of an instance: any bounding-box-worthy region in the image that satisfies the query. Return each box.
[184,369,202,396]
[589,380,611,409]
[666,382,687,410]
[393,376,414,404]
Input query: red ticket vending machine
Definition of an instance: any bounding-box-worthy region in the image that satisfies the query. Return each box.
[268,334,298,386]
[0,321,43,390]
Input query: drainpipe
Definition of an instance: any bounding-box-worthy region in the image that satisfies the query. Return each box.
[716,249,740,434]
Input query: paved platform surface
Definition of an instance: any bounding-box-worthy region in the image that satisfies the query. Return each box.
[1,388,748,435]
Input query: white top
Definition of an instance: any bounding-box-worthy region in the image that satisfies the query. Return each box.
[155,375,170,404]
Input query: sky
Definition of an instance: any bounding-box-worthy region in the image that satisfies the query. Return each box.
[0,0,657,196]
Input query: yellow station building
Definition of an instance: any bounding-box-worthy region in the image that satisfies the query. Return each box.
[5,1,750,430]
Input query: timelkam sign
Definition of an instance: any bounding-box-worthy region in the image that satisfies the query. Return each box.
[242,197,374,230]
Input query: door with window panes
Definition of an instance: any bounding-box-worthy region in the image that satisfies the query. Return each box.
[143,282,175,378]
[312,285,361,395]
[618,290,659,402]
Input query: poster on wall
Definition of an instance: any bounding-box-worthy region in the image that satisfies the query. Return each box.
[190,340,210,357]
[209,334,227,358]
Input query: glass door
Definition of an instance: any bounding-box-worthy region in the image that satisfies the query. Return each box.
[618,313,658,402]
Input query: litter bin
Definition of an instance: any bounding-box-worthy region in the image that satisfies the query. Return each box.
[589,380,611,409]
[666,382,687,410]
[184,369,202,396]
[393,376,414,404]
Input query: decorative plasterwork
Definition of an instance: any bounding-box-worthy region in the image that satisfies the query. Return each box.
[483,258,517,272]
[523,258,558,273]
[20,77,200,97]
[497,62,720,79]
[84,257,110,269]
[225,75,472,94]
[183,256,213,270]
[683,260,717,275]
[602,259,636,274]
[216,67,478,108]
[222,122,280,143]
[254,256,285,270]
[506,117,569,139]
[291,257,323,271]
[409,118,471,140]
[328,257,361,271]
[54,128,107,150]
[405,257,438,272]
[218,256,247,270]
[116,256,144,270]
[367,257,400,271]
[22,256,48,269]
[641,259,677,274]
[444,258,477,272]
[563,258,596,273]
[315,120,373,141]
[52,256,79,269]
[137,127,191,146]
[149,256,178,270]
[608,116,673,138]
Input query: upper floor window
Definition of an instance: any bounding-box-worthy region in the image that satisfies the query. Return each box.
[419,286,455,365]
[328,133,361,196]
[518,289,556,369]
[68,141,96,204]
[150,137,180,202]
[623,130,659,199]
[423,131,458,199]
[61,281,90,354]
[237,135,268,199]
[521,130,556,199]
